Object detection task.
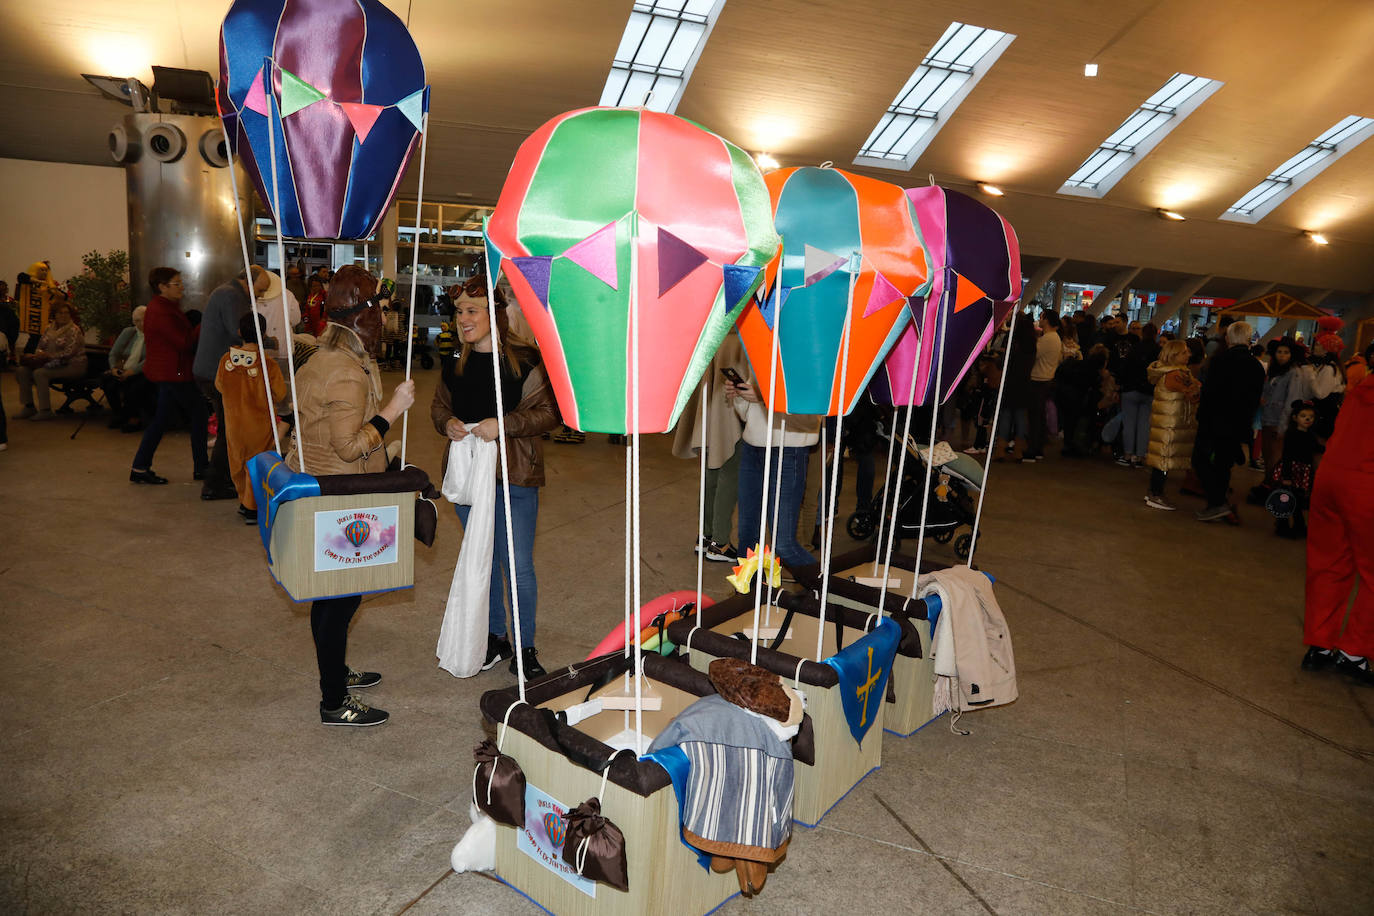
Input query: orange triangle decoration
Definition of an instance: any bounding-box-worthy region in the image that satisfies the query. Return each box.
[339,102,385,143]
[952,273,990,313]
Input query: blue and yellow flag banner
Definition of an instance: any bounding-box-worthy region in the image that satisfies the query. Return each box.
[246,451,321,558]
[824,616,901,746]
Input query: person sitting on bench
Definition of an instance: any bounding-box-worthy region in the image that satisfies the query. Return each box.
[102,305,151,431]
[14,298,86,422]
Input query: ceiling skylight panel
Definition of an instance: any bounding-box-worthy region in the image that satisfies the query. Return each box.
[1058,72,1222,198]
[599,0,725,114]
[854,22,1016,171]
[1222,115,1374,222]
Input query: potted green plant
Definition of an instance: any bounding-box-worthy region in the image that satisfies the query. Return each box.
[68,249,131,344]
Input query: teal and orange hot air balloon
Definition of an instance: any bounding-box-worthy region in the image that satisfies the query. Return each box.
[344,519,371,549]
[485,107,779,434]
[735,167,930,417]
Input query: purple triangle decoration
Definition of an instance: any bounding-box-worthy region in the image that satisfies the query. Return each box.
[562,221,619,290]
[759,285,790,331]
[721,264,763,314]
[803,243,847,287]
[657,227,710,297]
[862,269,905,318]
[508,256,553,310]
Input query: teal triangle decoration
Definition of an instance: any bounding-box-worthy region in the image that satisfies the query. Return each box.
[279,67,325,117]
[397,88,426,132]
[482,218,502,282]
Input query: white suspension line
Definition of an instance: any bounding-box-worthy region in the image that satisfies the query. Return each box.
[399,112,430,468]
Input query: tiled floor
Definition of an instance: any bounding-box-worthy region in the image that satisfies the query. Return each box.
[2,369,1371,915]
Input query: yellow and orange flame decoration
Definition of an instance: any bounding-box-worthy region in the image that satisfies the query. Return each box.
[726,544,782,594]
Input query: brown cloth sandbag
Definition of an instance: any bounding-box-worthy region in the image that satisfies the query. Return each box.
[473,739,525,827]
[560,797,629,891]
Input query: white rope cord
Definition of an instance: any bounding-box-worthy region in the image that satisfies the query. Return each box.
[484,268,525,703]
[219,103,281,455]
[629,220,644,756]
[694,370,708,628]
[870,402,898,576]
[264,58,305,472]
[964,304,1020,570]
[764,416,787,628]
[749,273,784,666]
[910,281,953,588]
[814,266,857,662]
[876,294,931,611]
[400,111,430,468]
[623,414,633,661]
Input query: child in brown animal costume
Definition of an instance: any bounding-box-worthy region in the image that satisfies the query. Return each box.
[216,312,287,522]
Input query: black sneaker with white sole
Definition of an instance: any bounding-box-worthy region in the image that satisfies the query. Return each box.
[511,646,547,679]
[705,541,739,563]
[320,694,389,726]
[482,634,513,671]
[345,666,381,689]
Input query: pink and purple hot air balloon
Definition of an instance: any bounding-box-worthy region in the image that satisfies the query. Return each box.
[217,0,428,240]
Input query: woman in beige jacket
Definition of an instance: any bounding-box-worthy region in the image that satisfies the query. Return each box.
[288,266,415,727]
[1143,339,1200,511]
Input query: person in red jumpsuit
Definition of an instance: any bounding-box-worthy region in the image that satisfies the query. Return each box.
[1302,368,1374,686]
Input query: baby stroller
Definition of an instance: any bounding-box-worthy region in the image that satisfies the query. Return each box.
[846,438,983,561]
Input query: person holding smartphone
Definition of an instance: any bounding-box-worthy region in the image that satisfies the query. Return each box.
[672,334,748,562]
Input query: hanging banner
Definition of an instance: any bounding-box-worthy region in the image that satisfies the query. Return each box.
[313,506,398,572]
[518,783,597,898]
[824,616,901,745]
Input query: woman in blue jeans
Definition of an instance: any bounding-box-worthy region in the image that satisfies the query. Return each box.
[726,376,820,570]
[431,277,559,677]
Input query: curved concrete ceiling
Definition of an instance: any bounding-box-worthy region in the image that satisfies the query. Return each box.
[2,0,1372,296]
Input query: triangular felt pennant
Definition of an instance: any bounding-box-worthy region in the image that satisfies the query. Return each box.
[953,272,990,313]
[562,221,618,290]
[657,227,709,297]
[339,102,384,143]
[759,285,790,330]
[243,68,269,116]
[508,256,553,310]
[279,67,326,117]
[721,263,763,314]
[992,299,1016,328]
[396,88,425,132]
[482,222,503,283]
[862,269,904,318]
[803,243,847,287]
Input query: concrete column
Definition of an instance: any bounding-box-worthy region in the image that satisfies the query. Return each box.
[1259,289,1333,343]
[380,202,399,282]
[1086,266,1143,317]
[1020,258,1065,307]
[1149,275,1214,323]
[1052,279,1065,313]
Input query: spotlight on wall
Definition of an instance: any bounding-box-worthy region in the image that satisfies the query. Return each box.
[1084,63,1099,77]
[82,74,151,111]
[1303,230,1329,245]
[1155,207,1186,221]
[976,182,1004,197]
[755,152,780,171]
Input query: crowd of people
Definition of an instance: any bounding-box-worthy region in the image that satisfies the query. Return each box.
[5,268,1372,713]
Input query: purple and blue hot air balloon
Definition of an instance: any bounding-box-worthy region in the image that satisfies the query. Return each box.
[217,0,429,241]
[344,519,371,549]
[871,187,1021,406]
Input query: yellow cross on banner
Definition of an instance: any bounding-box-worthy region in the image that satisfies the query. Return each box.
[855,646,882,727]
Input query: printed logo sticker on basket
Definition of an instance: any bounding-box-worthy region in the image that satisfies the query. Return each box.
[314,506,399,572]
[519,783,596,898]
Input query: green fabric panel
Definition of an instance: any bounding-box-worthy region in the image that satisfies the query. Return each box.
[518,109,640,257]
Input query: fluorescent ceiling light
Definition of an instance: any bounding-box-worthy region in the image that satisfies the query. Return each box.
[853,21,1016,171]
[1222,116,1374,223]
[1084,63,1098,77]
[1059,73,1222,198]
[976,182,1004,196]
[599,0,725,114]
[1156,207,1186,221]
[1304,230,1329,245]
[754,152,780,171]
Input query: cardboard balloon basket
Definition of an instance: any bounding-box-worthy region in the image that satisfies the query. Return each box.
[665,591,899,826]
[786,547,942,737]
[478,654,739,916]
[257,466,434,602]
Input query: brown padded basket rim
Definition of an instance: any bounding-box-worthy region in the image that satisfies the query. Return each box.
[772,590,924,659]
[664,592,844,686]
[480,653,716,798]
[786,547,942,616]
[314,466,433,497]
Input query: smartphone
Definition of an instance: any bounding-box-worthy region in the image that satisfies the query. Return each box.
[720,366,746,387]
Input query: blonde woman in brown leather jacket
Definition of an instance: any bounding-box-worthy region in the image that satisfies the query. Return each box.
[430,277,559,677]
[290,266,415,727]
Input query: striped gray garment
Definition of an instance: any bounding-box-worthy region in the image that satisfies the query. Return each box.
[647,695,795,852]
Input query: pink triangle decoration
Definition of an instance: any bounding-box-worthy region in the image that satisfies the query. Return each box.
[862,269,905,318]
[243,68,269,116]
[339,102,385,143]
[562,221,619,290]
